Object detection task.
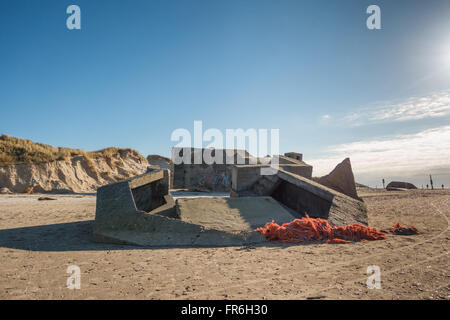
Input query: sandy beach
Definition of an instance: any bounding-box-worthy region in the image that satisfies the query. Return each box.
[0,189,448,300]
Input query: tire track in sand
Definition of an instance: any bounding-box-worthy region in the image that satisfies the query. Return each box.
[188,196,449,299]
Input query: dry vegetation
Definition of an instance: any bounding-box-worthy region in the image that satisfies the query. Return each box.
[0,134,146,167]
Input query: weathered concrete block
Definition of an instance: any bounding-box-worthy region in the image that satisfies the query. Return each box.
[284,152,303,162]
[173,148,312,191]
[276,155,312,178]
[231,165,266,192]
[172,148,254,192]
[317,158,360,200]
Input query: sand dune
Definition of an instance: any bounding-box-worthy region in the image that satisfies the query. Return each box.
[0,151,149,193]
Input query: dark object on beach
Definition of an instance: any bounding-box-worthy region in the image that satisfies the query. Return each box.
[381,222,419,235]
[386,181,417,190]
[0,187,13,194]
[38,196,56,201]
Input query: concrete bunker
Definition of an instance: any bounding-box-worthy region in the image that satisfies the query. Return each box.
[93,168,297,246]
[93,153,368,247]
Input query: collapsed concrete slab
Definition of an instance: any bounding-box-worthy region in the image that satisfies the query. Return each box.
[231,165,368,226]
[93,169,297,246]
[175,197,295,246]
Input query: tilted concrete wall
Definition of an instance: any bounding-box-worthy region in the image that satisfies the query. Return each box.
[231,165,368,226]
[94,170,173,234]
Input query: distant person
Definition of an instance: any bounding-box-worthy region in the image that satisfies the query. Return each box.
[443,184,445,189]
[426,184,429,189]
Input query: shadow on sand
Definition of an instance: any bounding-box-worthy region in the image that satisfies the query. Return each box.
[0,220,309,252]
[0,221,128,252]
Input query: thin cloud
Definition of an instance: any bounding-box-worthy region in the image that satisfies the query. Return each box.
[341,91,450,126]
[308,126,450,183]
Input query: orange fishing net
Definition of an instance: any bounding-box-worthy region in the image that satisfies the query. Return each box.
[381,222,419,235]
[257,215,387,244]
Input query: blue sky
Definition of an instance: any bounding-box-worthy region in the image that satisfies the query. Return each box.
[1,0,450,187]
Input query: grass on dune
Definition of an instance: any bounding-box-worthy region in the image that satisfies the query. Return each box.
[0,134,146,167]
